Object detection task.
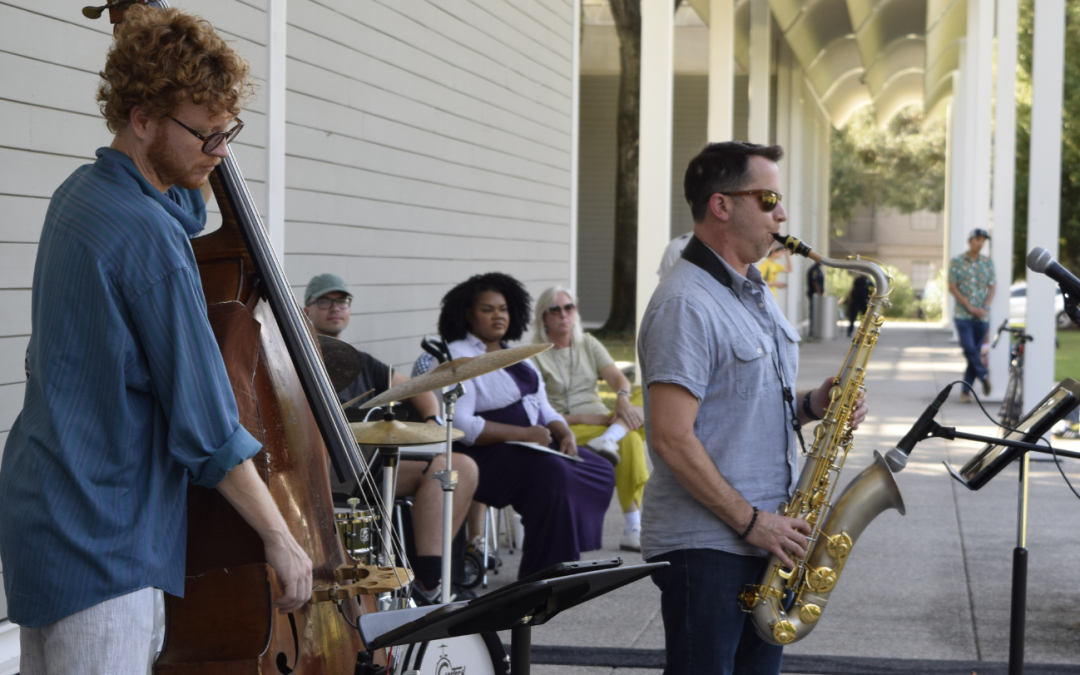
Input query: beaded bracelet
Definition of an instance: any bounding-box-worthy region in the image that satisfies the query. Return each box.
[802,391,822,421]
[738,506,759,540]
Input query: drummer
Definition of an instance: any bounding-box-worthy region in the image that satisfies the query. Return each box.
[303,274,479,602]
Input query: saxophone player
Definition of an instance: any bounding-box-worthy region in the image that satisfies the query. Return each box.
[639,142,867,675]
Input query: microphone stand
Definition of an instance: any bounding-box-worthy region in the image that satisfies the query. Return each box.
[919,421,1080,675]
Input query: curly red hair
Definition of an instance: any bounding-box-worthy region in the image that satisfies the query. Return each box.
[97,5,254,133]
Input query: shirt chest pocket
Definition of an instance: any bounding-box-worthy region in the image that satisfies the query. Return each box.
[732,334,775,400]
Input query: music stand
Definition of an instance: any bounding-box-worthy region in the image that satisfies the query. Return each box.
[356,561,666,675]
[939,378,1080,675]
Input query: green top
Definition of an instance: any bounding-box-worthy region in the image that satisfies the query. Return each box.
[532,333,615,416]
[949,252,996,321]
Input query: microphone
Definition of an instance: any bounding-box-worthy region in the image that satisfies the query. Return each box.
[1027,247,1080,298]
[884,384,953,472]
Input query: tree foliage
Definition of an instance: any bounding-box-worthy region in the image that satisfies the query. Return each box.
[829,105,947,235]
[1013,0,1080,279]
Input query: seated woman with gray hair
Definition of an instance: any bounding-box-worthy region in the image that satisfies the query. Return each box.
[531,286,649,552]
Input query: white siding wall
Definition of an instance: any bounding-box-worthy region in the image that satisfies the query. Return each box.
[0,0,573,638]
[281,0,574,367]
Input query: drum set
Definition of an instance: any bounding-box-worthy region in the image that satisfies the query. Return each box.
[321,337,551,675]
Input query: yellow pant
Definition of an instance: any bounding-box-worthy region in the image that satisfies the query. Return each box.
[571,388,649,514]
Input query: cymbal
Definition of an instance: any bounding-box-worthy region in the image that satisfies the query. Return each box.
[359,343,551,409]
[350,420,464,446]
[317,335,365,393]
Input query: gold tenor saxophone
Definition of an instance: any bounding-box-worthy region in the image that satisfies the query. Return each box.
[737,233,906,645]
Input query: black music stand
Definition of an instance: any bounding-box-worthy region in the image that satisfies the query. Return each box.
[356,560,666,675]
[934,379,1080,675]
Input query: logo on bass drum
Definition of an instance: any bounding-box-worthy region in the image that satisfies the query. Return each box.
[435,644,466,675]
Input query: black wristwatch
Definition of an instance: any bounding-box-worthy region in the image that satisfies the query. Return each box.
[802,391,822,421]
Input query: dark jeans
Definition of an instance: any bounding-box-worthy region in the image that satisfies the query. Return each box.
[648,548,783,675]
[955,318,989,387]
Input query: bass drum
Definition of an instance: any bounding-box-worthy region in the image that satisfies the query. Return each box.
[394,632,509,675]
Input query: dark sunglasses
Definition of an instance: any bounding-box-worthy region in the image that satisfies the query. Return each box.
[547,303,576,315]
[719,189,782,212]
[169,116,245,154]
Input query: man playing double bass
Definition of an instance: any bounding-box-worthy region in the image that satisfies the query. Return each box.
[0,7,310,672]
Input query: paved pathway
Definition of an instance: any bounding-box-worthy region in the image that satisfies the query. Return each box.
[476,323,1080,673]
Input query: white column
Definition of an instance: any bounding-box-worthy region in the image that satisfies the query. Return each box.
[945,67,966,328]
[774,41,796,321]
[1024,0,1067,403]
[635,0,675,338]
[707,0,735,141]
[747,0,771,144]
[988,0,1017,399]
[785,65,805,326]
[569,0,581,293]
[266,0,287,264]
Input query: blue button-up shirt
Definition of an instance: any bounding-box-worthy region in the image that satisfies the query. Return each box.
[639,245,801,560]
[0,148,262,627]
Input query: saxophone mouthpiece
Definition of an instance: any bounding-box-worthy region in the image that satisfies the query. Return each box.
[773,233,819,261]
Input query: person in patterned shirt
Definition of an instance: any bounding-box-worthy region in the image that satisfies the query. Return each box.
[948,228,996,402]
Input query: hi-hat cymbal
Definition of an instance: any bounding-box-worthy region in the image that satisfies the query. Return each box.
[359,343,551,409]
[317,335,366,394]
[350,420,464,446]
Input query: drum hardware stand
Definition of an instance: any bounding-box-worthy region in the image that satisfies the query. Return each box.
[921,421,1080,675]
[436,382,466,604]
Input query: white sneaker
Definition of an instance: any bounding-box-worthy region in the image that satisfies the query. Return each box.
[620,525,641,552]
[586,435,621,467]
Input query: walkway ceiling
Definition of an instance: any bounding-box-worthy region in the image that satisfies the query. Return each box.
[688,0,966,127]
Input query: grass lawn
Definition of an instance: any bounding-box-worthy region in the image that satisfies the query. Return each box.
[1057,330,1080,381]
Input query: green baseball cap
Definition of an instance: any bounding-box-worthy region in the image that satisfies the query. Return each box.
[304,273,350,305]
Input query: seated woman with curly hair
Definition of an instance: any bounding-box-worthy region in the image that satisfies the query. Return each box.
[531,286,649,552]
[413,273,616,579]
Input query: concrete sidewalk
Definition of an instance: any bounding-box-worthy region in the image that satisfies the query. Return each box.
[477,322,1080,673]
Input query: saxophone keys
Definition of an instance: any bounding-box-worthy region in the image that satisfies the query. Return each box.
[826,531,854,560]
[772,619,798,644]
[799,603,822,624]
[805,566,838,593]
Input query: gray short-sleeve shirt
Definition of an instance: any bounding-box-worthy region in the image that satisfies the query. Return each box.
[639,248,801,559]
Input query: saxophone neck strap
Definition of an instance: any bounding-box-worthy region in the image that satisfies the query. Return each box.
[680,235,737,296]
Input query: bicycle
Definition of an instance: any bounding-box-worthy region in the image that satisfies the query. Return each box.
[992,319,1034,431]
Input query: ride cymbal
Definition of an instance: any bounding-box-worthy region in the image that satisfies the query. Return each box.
[359,343,551,409]
[349,420,465,447]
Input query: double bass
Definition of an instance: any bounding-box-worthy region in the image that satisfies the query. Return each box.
[89,3,407,672]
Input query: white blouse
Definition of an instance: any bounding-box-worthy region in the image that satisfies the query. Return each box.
[415,333,566,445]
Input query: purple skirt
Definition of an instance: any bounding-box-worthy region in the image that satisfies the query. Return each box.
[458,362,615,579]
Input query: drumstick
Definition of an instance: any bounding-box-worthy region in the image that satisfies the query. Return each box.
[341,388,376,409]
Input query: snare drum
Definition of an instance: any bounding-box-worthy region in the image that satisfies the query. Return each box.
[334,506,375,564]
[394,633,509,675]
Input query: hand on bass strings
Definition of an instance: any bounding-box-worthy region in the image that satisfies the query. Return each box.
[266,529,315,613]
[745,510,812,568]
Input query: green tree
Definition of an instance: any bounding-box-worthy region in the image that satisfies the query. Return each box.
[829,105,947,235]
[1013,0,1080,279]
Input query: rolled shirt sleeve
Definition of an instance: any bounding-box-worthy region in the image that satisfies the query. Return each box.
[129,266,261,487]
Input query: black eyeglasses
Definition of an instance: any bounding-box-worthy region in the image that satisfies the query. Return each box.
[719,189,783,212]
[547,303,576,315]
[169,116,245,154]
[307,296,352,310]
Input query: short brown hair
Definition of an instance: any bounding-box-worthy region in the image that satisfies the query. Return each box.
[684,142,784,222]
[97,5,254,133]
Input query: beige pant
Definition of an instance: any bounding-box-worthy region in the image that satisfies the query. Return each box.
[20,587,161,675]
